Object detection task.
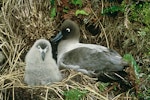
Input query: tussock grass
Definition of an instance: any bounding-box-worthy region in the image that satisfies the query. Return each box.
[0,0,148,100]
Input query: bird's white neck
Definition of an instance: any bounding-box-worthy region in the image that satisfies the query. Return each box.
[57,39,79,62]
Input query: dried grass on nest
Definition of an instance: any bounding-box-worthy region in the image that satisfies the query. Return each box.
[0,0,139,100]
[0,66,137,100]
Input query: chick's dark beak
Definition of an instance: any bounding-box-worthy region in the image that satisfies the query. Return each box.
[41,51,46,61]
[51,32,63,43]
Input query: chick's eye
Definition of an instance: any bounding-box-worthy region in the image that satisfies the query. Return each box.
[66,28,71,33]
[37,45,41,49]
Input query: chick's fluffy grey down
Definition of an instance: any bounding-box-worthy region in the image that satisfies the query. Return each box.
[24,39,62,86]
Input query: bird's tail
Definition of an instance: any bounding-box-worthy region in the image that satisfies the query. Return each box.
[97,71,133,91]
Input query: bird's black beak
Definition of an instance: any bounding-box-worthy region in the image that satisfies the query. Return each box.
[41,51,46,61]
[51,32,63,43]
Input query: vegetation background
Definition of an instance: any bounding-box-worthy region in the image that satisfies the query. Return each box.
[0,0,149,100]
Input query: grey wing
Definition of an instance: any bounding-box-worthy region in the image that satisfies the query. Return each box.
[61,47,127,72]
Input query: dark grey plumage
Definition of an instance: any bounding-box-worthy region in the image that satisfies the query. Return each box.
[51,20,129,83]
[24,39,62,86]
[60,47,127,75]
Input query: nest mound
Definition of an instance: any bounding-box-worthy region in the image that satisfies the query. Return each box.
[1,0,149,99]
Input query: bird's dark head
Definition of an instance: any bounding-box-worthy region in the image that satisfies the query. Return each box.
[51,19,80,43]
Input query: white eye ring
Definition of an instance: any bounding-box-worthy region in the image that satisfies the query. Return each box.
[66,28,71,32]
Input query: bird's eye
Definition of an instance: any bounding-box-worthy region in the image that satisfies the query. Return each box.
[66,28,71,33]
[37,45,41,49]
